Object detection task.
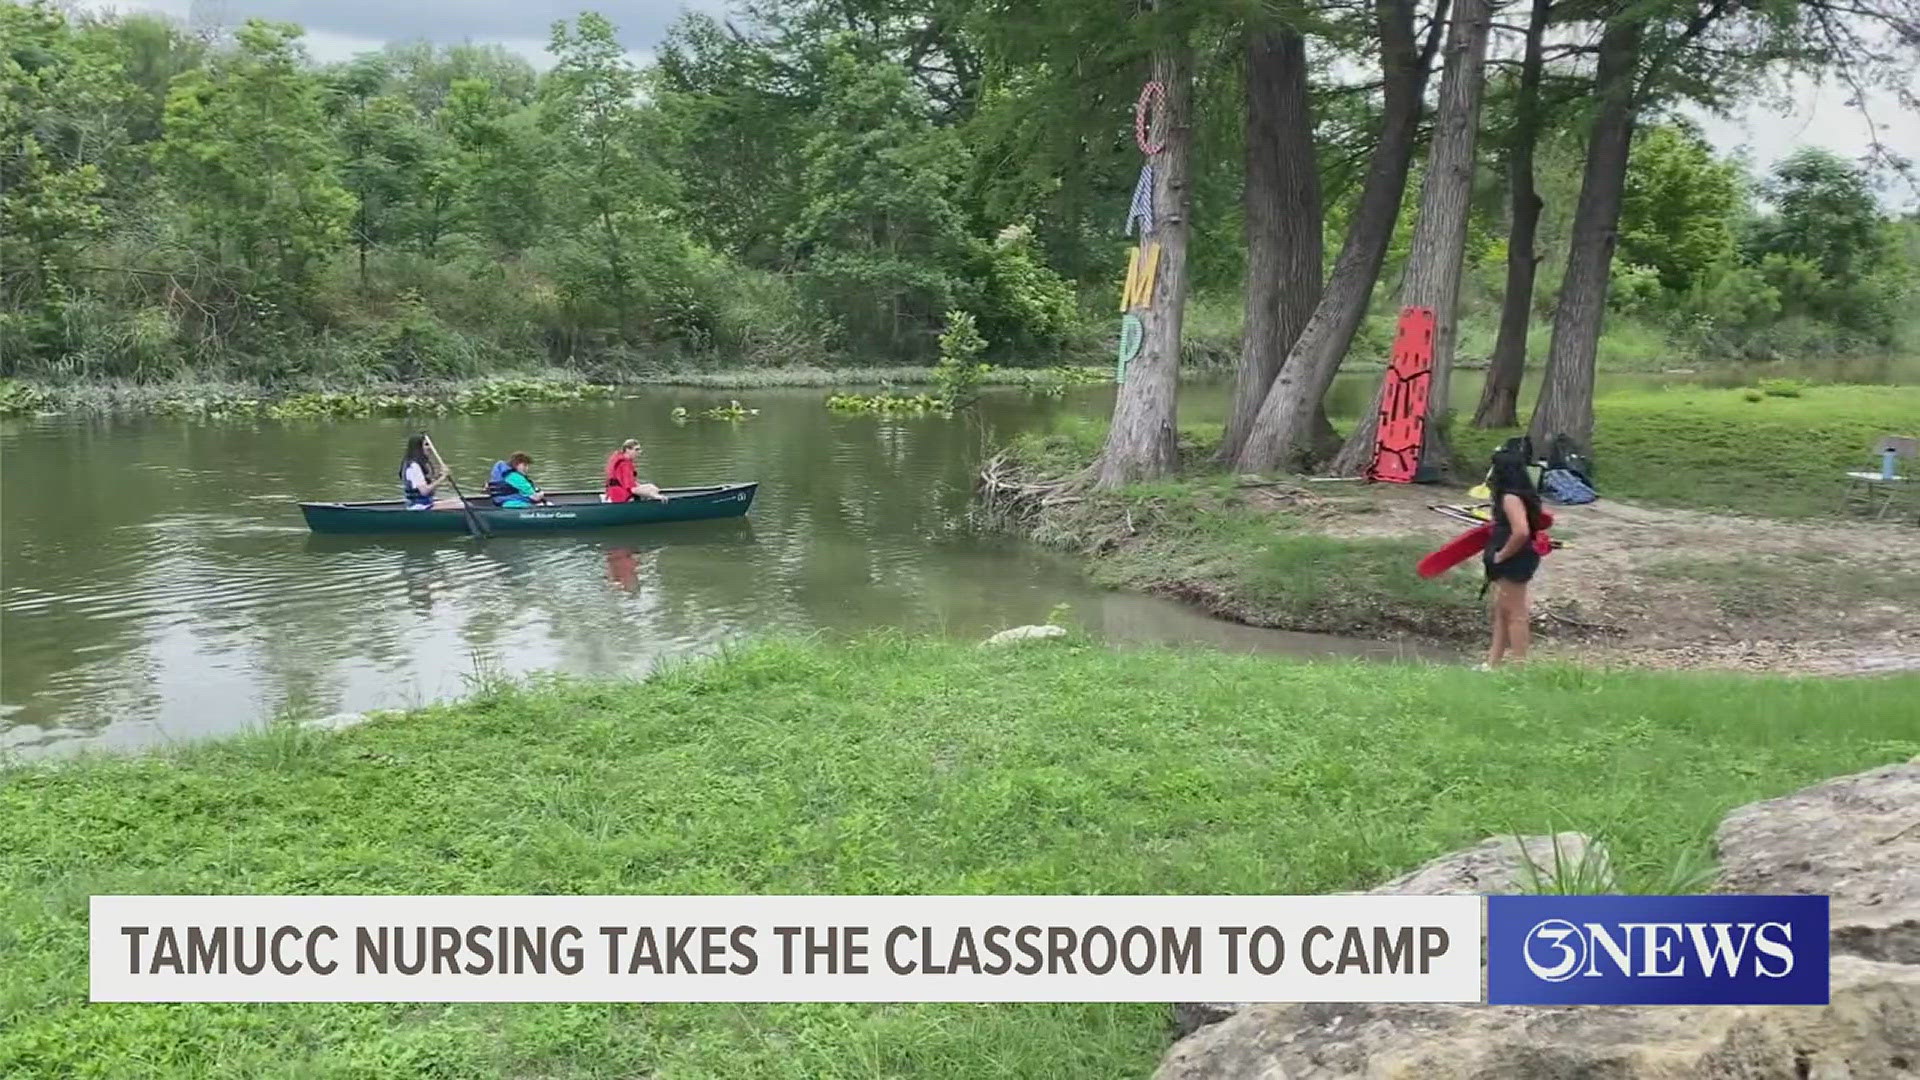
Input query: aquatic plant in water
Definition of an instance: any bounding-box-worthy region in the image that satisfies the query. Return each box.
[826,391,948,415]
[0,380,51,416]
[672,400,759,422]
[151,379,617,421]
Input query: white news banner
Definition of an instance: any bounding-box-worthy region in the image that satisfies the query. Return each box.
[92,894,1482,1003]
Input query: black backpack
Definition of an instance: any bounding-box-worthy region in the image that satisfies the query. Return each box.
[1545,433,1593,484]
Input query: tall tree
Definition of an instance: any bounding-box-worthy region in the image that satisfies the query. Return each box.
[1093,43,1194,488]
[441,78,543,253]
[158,20,352,288]
[0,1,117,363]
[1471,0,1550,429]
[1330,0,1494,476]
[1525,14,1641,450]
[1231,0,1432,473]
[788,43,976,359]
[541,13,663,338]
[1218,23,1323,465]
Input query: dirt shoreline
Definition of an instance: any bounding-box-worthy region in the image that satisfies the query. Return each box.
[980,460,1920,675]
[1315,481,1920,674]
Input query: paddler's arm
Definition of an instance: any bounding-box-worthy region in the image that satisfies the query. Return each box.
[1493,494,1531,562]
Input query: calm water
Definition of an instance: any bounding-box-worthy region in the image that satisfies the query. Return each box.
[6,357,1911,756]
[0,378,1413,756]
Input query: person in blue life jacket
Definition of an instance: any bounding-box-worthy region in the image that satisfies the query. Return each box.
[399,433,463,510]
[486,452,547,508]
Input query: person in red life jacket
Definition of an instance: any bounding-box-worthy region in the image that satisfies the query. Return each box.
[1482,451,1548,668]
[605,439,668,503]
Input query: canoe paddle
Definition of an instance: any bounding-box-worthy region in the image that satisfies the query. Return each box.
[422,435,489,540]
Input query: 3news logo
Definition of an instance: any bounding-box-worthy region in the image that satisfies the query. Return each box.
[1486,895,1829,1005]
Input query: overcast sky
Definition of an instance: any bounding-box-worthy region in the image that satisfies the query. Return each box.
[74,0,1920,208]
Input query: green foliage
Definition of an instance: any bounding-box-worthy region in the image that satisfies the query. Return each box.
[932,309,990,409]
[1618,124,1741,294]
[6,639,1914,1075]
[0,378,50,415]
[4,1,1915,388]
[1756,377,1805,397]
[825,390,947,414]
[157,21,353,288]
[149,377,614,420]
[790,45,978,361]
[0,2,116,361]
[671,399,759,422]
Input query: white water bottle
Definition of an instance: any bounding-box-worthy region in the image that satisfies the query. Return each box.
[1884,448,1899,480]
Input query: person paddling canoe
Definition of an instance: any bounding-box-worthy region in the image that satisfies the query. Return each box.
[605,438,669,503]
[400,433,464,511]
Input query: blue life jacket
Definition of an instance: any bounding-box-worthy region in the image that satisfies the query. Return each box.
[487,460,533,507]
[486,460,514,500]
[400,461,432,507]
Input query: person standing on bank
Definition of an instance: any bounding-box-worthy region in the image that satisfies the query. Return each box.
[604,439,669,503]
[1483,452,1546,668]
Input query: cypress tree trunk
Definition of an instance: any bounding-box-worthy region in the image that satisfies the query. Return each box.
[1230,0,1425,474]
[1330,0,1495,477]
[1093,47,1193,489]
[1471,0,1550,430]
[1219,25,1323,465]
[1527,17,1643,451]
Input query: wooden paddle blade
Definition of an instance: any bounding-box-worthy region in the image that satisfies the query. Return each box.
[1417,524,1491,578]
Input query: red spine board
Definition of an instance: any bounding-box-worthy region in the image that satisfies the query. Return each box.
[1368,306,1438,483]
[1417,525,1490,578]
[1415,510,1556,578]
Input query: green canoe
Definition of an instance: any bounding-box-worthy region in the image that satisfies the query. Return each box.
[299,483,757,534]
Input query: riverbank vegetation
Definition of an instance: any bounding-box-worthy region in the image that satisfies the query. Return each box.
[5,1,1915,410]
[982,384,1920,663]
[4,636,1916,1077]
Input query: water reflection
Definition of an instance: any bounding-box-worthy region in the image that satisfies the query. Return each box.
[9,364,1902,754]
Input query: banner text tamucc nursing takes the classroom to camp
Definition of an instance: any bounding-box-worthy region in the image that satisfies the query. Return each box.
[90,895,1482,1003]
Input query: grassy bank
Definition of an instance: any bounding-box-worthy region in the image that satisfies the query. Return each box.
[4,636,1916,1078]
[1454,383,1920,519]
[985,420,1487,641]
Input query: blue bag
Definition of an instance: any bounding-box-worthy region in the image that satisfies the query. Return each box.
[1540,467,1597,505]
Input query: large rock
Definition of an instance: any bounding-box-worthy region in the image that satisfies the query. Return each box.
[1171,834,1608,1039]
[1715,761,1919,966]
[1157,763,1920,1079]
[1156,955,1918,1080]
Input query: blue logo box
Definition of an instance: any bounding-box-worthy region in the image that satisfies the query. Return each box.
[1487,895,1829,1005]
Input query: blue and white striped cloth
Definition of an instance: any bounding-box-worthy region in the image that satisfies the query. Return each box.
[1125,164,1154,236]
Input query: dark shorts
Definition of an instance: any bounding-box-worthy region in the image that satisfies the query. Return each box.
[1484,549,1539,584]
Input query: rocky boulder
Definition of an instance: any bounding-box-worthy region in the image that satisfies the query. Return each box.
[1171,833,1608,1039]
[1157,763,1920,1079]
[1715,761,1919,966]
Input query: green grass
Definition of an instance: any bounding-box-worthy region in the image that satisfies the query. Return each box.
[1458,384,1920,518]
[3,636,1916,1078]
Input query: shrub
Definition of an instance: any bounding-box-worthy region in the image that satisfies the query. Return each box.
[932,309,990,410]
